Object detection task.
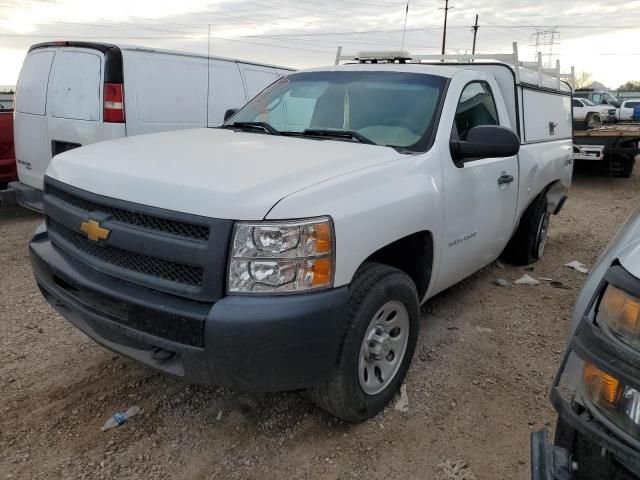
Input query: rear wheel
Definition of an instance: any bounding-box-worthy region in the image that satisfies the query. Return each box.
[502,194,550,266]
[309,263,419,422]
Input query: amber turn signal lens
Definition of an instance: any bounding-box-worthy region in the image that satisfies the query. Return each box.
[583,362,622,407]
[314,222,332,254]
[600,286,640,339]
[310,258,333,286]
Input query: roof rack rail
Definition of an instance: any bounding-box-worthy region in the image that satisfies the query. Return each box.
[335,42,575,91]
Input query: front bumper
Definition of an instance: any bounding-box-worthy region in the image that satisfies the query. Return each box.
[8,181,43,212]
[533,266,640,479]
[30,226,349,392]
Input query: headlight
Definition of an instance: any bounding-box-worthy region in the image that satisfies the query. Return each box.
[597,285,640,349]
[582,362,640,439]
[228,217,334,294]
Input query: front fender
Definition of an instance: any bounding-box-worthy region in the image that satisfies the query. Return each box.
[266,151,444,288]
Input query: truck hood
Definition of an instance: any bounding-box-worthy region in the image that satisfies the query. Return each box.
[47,128,401,219]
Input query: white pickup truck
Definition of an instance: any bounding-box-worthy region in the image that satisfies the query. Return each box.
[29,46,574,421]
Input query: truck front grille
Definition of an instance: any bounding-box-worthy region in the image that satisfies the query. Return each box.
[45,182,210,241]
[42,177,233,302]
[47,219,204,287]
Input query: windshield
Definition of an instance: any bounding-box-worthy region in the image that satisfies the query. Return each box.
[225,70,447,151]
[581,98,596,106]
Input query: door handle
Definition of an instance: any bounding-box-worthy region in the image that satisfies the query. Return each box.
[497,174,514,185]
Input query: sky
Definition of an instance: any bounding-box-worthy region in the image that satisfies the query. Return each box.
[0,0,638,89]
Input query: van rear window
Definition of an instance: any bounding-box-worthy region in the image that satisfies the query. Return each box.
[16,51,55,115]
[48,51,102,121]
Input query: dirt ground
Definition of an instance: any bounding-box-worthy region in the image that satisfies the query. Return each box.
[2,165,640,480]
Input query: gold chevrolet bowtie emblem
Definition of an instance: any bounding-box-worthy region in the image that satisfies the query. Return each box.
[80,219,110,242]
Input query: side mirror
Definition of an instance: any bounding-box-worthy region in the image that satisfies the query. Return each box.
[224,108,239,122]
[450,125,520,164]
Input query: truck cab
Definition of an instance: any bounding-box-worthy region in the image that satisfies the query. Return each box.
[29,45,574,421]
[574,89,621,108]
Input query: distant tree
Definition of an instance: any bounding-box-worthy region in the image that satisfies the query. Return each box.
[616,80,640,92]
[573,71,593,89]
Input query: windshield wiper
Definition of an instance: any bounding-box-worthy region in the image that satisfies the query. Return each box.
[301,129,375,145]
[221,122,281,135]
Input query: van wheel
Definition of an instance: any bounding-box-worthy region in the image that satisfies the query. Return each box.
[309,263,419,422]
[502,194,550,266]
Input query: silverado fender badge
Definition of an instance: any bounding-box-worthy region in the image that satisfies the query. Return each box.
[80,219,110,242]
[448,231,477,248]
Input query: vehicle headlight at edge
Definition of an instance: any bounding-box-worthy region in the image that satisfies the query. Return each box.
[581,362,640,440]
[597,285,640,350]
[227,217,334,293]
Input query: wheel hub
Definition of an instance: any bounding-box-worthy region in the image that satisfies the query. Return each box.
[366,327,392,361]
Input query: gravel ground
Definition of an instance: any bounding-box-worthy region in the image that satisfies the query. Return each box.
[2,165,639,480]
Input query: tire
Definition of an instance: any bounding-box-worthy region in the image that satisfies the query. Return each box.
[620,157,634,178]
[502,194,550,266]
[309,262,420,422]
[585,113,601,129]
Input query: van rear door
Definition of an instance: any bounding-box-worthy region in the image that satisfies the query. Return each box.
[14,50,55,189]
[46,49,112,175]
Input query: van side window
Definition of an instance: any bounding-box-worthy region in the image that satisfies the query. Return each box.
[592,93,602,104]
[452,82,499,140]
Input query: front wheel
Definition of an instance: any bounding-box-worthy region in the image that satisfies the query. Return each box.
[309,263,420,422]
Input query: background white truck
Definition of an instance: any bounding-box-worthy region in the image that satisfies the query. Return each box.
[29,45,573,421]
[9,41,293,211]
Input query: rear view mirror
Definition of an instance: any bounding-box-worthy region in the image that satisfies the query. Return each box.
[224,108,239,122]
[450,125,520,164]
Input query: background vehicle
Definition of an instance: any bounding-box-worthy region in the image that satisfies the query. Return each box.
[572,97,615,128]
[574,89,621,107]
[0,88,17,187]
[29,44,574,421]
[532,208,640,480]
[573,124,640,177]
[9,41,293,211]
[617,99,640,122]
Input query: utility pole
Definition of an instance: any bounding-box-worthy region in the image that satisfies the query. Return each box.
[471,14,479,55]
[440,0,453,55]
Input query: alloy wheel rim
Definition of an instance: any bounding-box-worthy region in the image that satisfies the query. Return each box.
[358,300,410,395]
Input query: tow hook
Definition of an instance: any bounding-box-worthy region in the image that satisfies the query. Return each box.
[151,347,175,362]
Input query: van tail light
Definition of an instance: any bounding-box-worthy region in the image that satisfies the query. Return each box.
[104,83,125,123]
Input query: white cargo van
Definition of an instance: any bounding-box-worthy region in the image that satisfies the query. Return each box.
[30,44,574,421]
[10,41,293,210]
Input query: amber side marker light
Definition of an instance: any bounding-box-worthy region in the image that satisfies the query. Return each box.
[583,362,623,408]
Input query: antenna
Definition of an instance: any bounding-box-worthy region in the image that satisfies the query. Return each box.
[401,0,410,50]
[206,24,211,127]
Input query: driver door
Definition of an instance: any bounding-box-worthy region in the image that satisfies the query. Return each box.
[437,81,519,290]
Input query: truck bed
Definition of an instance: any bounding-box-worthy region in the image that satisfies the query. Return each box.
[574,123,640,138]
[573,124,640,177]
